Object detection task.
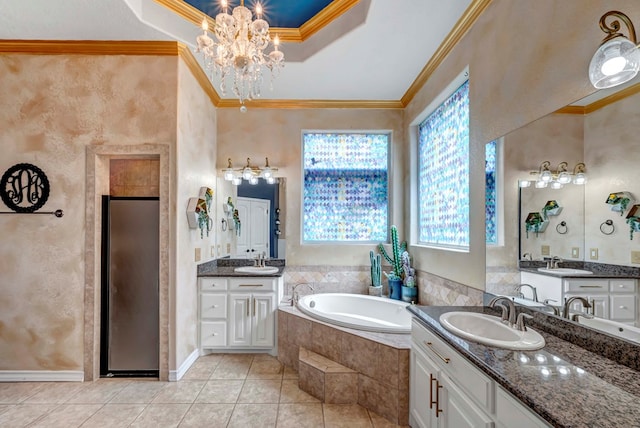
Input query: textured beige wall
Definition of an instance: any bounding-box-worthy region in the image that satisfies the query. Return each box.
[216,108,404,267]
[404,0,640,289]
[585,91,640,265]
[0,54,177,371]
[174,59,218,369]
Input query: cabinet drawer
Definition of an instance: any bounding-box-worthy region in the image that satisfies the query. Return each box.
[229,277,276,291]
[200,277,228,291]
[609,279,636,293]
[610,295,636,321]
[200,294,227,318]
[496,386,550,427]
[564,280,608,293]
[411,319,494,413]
[200,321,227,347]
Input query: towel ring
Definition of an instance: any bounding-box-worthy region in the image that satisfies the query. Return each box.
[556,221,568,234]
[600,219,615,235]
[221,219,228,231]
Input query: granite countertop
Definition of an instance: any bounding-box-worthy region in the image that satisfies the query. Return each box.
[197,258,286,277]
[408,305,640,428]
[518,261,640,279]
[520,267,638,279]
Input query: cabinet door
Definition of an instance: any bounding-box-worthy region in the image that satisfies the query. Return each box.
[610,294,636,321]
[229,293,252,347]
[439,374,494,428]
[252,293,275,347]
[410,344,439,428]
[565,294,609,319]
[249,199,269,255]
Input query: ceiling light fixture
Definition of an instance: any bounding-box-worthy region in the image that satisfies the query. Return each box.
[589,10,640,89]
[195,0,285,111]
[223,157,279,185]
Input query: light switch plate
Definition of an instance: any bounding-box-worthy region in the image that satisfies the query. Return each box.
[571,247,580,258]
[541,245,550,256]
[590,248,599,260]
[226,243,231,254]
[210,246,215,257]
[195,247,201,262]
[632,251,640,264]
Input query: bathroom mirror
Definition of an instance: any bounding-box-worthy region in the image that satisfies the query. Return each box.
[486,80,640,340]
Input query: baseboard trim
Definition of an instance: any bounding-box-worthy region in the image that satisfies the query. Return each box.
[169,348,199,382]
[0,370,84,382]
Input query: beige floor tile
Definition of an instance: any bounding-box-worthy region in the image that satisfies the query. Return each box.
[228,403,278,428]
[129,403,190,428]
[181,361,216,380]
[66,381,129,404]
[277,403,324,428]
[109,381,167,404]
[30,403,103,428]
[279,379,320,403]
[197,354,224,366]
[195,379,243,403]
[210,362,251,380]
[0,404,9,414]
[247,357,284,379]
[151,381,205,404]
[23,382,87,404]
[80,403,146,428]
[238,379,282,404]
[323,404,373,428]
[369,409,407,427]
[178,403,234,427]
[283,366,299,380]
[0,404,57,427]
[0,382,44,404]
[220,354,255,365]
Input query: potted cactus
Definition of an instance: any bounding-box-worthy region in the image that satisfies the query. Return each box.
[378,225,408,300]
[368,251,382,296]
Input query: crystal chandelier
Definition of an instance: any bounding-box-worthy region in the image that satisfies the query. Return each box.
[195,0,285,110]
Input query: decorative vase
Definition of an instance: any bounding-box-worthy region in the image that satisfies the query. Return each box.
[388,278,402,300]
[401,285,418,303]
[368,285,382,297]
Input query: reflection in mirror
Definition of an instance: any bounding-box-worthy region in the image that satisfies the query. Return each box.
[486,81,640,343]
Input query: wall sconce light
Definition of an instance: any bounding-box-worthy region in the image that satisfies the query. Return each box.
[223,157,279,186]
[520,161,587,189]
[589,10,640,89]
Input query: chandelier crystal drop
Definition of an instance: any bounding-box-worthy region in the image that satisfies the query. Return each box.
[195,0,285,108]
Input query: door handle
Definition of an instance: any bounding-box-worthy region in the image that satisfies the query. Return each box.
[435,378,443,417]
[246,298,250,317]
[429,373,436,410]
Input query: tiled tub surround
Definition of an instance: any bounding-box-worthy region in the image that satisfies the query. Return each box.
[409,305,640,427]
[277,304,411,426]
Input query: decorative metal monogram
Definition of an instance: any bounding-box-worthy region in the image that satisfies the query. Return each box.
[0,163,50,213]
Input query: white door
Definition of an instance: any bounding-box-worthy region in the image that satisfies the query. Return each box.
[252,293,275,347]
[228,293,251,347]
[236,197,270,257]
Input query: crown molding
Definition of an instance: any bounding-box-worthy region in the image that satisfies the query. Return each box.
[555,82,640,115]
[153,0,358,44]
[0,40,179,55]
[401,0,493,107]
[217,98,403,109]
[176,44,221,106]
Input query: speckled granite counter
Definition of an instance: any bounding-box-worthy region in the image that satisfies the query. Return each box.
[197,258,285,277]
[519,261,640,279]
[408,305,640,428]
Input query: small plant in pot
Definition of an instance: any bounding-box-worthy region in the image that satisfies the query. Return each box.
[368,250,383,296]
[378,225,410,301]
[400,250,417,303]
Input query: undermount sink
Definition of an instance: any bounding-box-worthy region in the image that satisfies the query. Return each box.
[234,266,279,274]
[439,311,545,350]
[537,267,593,276]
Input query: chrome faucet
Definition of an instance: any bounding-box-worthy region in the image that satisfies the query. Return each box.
[516,313,534,332]
[488,296,517,326]
[546,256,562,269]
[292,283,315,306]
[563,296,592,320]
[516,283,538,302]
[542,298,561,316]
[522,252,533,261]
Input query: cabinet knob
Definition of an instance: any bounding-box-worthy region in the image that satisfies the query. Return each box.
[620,306,627,309]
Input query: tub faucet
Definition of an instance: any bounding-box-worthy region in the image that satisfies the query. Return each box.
[516,283,538,302]
[292,283,315,306]
[488,296,517,327]
[563,296,592,320]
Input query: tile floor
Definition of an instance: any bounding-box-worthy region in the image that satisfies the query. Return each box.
[0,354,408,427]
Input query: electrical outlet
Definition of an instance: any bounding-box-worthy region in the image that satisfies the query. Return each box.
[541,245,550,256]
[590,248,599,260]
[571,247,580,258]
[210,246,215,257]
[632,251,640,264]
[217,244,221,254]
[195,247,201,262]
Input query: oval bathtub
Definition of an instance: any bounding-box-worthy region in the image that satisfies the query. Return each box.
[296,293,412,334]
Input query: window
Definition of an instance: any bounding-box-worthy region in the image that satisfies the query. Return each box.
[485,139,499,245]
[302,132,389,243]
[417,79,469,249]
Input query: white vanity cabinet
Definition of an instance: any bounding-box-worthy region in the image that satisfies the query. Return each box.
[198,275,283,355]
[410,319,550,428]
[520,272,638,325]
